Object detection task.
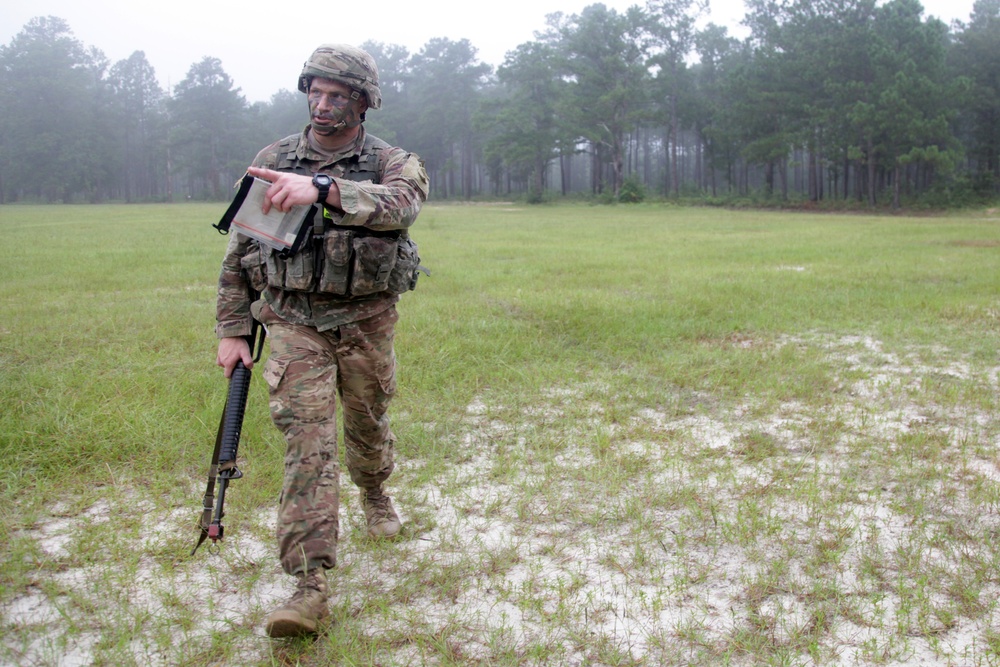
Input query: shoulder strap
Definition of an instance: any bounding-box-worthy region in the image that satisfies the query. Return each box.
[276,134,308,173]
[341,133,391,183]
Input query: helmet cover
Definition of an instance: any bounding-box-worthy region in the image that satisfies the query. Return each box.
[298,43,382,110]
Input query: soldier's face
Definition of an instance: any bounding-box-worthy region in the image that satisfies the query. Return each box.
[308,78,368,135]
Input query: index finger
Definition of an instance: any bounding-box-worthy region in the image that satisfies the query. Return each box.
[247,166,278,182]
[245,167,278,213]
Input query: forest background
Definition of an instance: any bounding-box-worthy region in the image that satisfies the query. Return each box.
[1,0,998,209]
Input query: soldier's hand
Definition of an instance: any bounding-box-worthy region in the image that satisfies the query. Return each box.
[217,336,253,378]
[247,166,339,213]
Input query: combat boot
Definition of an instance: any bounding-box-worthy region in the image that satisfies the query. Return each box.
[265,569,329,638]
[361,486,402,539]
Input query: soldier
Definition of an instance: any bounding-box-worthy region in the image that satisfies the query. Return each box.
[214,43,429,638]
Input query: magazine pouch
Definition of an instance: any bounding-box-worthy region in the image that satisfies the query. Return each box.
[386,237,422,294]
[317,228,354,295]
[350,235,397,296]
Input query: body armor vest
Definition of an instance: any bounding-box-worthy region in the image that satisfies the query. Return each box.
[274,132,386,181]
[240,133,422,298]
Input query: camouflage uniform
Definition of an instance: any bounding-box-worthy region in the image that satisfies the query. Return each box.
[216,125,429,576]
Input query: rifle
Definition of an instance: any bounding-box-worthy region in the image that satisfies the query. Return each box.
[191,318,266,555]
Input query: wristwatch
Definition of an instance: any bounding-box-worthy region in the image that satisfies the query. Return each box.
[312,173,333,204]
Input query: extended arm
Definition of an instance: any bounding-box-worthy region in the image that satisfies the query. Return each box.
[246,148,429,233]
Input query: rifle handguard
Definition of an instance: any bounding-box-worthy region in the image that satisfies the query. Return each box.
[219,362,252,466]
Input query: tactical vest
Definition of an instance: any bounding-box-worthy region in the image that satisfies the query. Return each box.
[273,132,386,180]
[240,133,422,298]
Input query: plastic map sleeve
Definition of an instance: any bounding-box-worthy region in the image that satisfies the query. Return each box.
[214,175,314,255]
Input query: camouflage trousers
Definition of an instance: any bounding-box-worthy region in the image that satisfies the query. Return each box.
[259,304,398,576]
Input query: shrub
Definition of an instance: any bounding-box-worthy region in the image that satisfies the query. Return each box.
[618,176,646,203]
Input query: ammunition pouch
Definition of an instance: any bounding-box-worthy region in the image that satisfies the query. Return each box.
[240,249,268,293]
[248,227,422,298]
[387,236,422,294]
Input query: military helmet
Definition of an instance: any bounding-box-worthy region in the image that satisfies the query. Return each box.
[298,44,382,110]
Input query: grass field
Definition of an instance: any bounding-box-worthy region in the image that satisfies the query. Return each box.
[1,201,999,666]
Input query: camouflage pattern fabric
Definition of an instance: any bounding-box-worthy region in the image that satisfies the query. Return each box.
[251,126,427,231]
[259,303,398,576]
[214,124,426,577]
[297,43,383,110]
[215,126,429,338]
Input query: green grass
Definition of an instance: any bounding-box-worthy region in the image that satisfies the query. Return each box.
[1,201,999,666]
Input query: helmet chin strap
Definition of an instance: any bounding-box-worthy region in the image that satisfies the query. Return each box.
[311,102,366,134]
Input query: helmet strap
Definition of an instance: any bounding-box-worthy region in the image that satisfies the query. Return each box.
[312,106,364,134]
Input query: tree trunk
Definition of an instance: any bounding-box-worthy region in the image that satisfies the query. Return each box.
[843,153,850,201]
[892,164,901,209]
[867,139,876,207]
[670,110,679,197]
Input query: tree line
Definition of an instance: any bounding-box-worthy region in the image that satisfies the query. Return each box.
[1,0,998,207]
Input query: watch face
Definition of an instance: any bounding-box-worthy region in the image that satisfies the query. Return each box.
[314,174,332,187]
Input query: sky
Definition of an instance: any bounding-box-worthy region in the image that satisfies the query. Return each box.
[0,0,978,104]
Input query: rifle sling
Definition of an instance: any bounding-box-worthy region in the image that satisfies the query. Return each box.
[191,406,228,555]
